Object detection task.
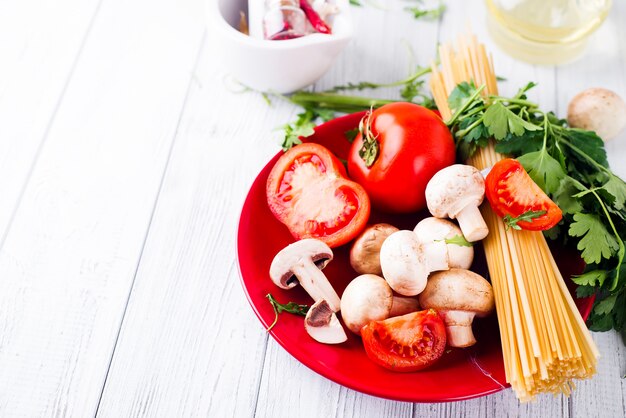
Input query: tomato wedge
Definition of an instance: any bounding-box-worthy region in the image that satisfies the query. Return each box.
[361,310,446,372]
[266,143,370,248]
[485,158,562,231]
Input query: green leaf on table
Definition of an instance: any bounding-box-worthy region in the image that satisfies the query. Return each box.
[572,270,608,287]
[349,0,362,6]
[483,102,540,140]
[517,149,566,195]
[405,1,446,21]
[568,213,620,264]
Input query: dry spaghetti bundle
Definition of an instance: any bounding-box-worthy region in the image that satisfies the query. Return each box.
[429,35,599,401]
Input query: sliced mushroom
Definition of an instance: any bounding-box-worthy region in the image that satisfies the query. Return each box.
[340,274,419,335]
[425,164,488,242]
[349,223,399,275]
[379,230,448,296]
[414,217,474,269]
[269,239,340,312]
[304,299,347,344]
[418,269,495,348]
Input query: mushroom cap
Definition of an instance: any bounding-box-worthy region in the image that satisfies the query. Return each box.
[305,299,347,344]
[269,239,333,289]
[418,268,494,316]
[425,165,485,219]
[414,217,474,269]
[567,87,626,141]
[340,274,393,335]
[380,230,430,296]
[350,223,399,275]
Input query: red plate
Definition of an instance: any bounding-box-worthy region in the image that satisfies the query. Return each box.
[237,112,595,402]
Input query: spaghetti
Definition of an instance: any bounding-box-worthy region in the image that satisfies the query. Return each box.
[429,35,599,401]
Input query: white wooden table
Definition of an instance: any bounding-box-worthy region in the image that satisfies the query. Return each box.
[1,0,625,416]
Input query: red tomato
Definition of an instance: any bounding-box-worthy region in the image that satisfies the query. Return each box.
[266,143,370,248]
[485,158,562,231]
[361,309,446,372]
[347,103,456,213]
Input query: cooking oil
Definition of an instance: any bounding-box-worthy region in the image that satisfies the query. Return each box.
[486,0,612,65]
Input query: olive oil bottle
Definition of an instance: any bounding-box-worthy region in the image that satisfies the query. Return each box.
[486,0,612,64]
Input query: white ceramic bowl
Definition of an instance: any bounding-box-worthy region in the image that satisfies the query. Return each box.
[207,0,352,93]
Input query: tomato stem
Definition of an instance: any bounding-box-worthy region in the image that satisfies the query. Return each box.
[358,110,379,167]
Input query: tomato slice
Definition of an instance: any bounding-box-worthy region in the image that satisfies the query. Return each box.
[266,143,370,248]
[361,310,446,372]
[485,158,562,231]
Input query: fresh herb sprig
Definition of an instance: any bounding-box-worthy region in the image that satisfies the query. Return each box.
[266,293,309,332]
[503,210,546,231]
[278,66,435,151]
[446,81,626,335]
[405,0,446,21]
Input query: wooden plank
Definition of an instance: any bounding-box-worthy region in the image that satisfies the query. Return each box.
[0,0,101,239]
[94,39,295,417]
[0,0,204,415]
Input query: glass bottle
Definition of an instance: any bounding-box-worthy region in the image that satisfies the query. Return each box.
[264,0,307,40]
[485,0,612,64]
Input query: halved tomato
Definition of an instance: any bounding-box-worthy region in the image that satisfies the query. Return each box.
[361,309,446,372]
[485,158,562,231]
[266,143,370,248]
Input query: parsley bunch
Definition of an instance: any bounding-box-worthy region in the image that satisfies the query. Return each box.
[447,81,626,336]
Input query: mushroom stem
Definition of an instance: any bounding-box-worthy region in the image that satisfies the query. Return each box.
[389,296,420,317]
[456,205,488,242]
[442,310,476,348]
[293,262,341,312]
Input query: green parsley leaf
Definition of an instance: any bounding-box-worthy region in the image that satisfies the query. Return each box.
[594,294,617,316]
[572,270,608,287]
[517,150,566,195]
[349,0,362,5]
[575,285,597,298]
[494,130,543,156]
[553,176,585,215]
[483,102,540,140]
[562,128,608,168]
[602,174,626,211]
[569,213,620,264]
[588,312,614,331]
[503,210,546,230]
[447,81,480,114]
[405,1,446,21]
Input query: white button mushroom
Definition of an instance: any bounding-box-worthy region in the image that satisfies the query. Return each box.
[418,269,495,348]
[379,230,448,296]
[340,274,419,335]
[269,239,341,312]
[304,299,348,344]
[425,164,489,242]
[349,223,399,275]
[567,87,626,142]
[414,217,474,270]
